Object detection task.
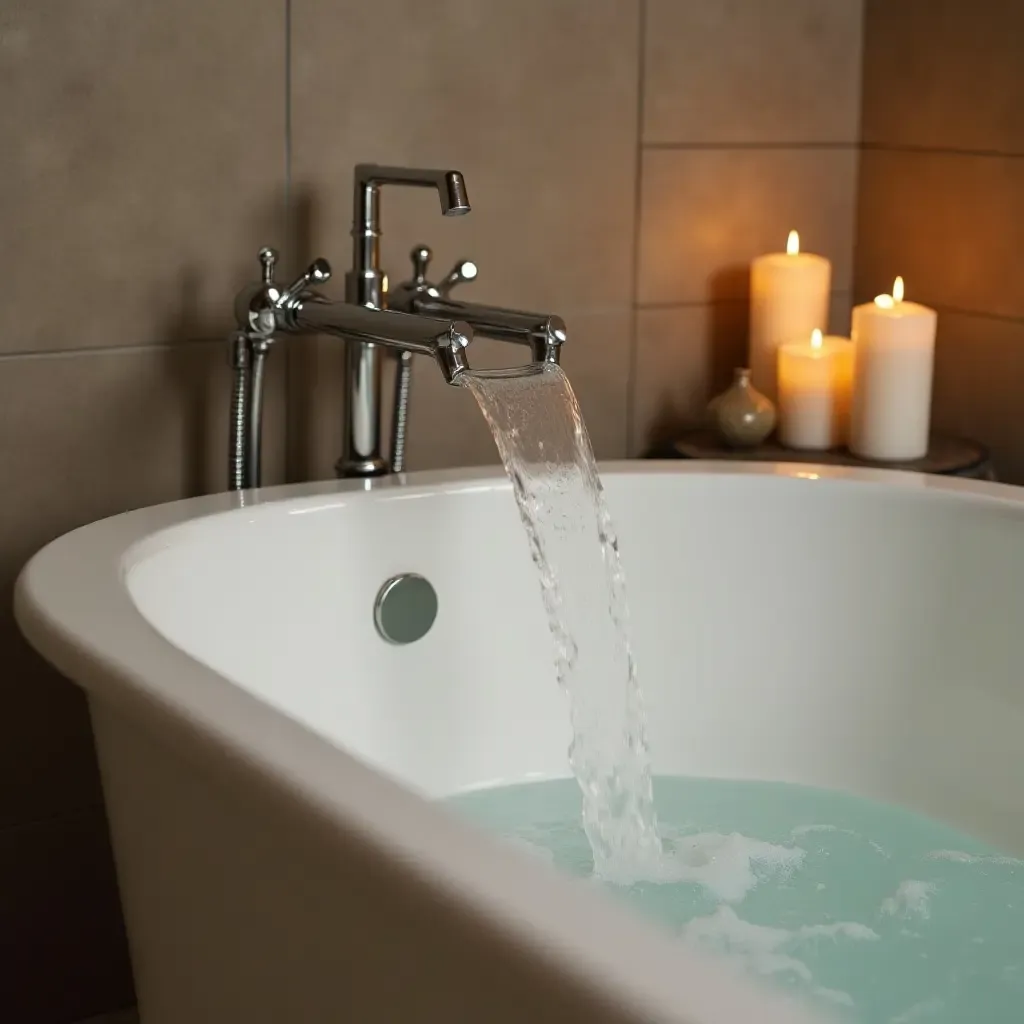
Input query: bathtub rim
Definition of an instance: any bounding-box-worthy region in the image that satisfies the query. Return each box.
[14,461,1024,1024]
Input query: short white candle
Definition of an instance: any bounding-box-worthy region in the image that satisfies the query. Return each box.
[849,276,938,461]
[777,329,854,450]
[749,230,832,404]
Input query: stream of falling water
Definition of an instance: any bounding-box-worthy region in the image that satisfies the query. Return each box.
[463,362,663,882]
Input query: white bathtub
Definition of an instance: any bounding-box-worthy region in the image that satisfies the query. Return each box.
[15,463,1024,1023]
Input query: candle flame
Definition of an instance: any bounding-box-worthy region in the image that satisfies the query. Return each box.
[874,293,895,309]
[810,328,823,350]
[893,276,905,302]
[786,230,800,256]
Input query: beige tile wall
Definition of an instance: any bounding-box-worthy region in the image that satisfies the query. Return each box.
[287,0,641,473]
[631,0,863,453]
[1,0,866,1018]
[0,0,288,1019]
[856,0,1024,482]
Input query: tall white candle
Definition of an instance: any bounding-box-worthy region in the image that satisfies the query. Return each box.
[777,329,854,450]
[849,277,938,461]
[749,230,832,404]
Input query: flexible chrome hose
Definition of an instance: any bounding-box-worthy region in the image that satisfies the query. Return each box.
[246,340,268,488]
[390,350,413,473]
[228,332,249,491]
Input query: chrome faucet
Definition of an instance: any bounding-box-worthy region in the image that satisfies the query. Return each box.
[227,162,568,489]
[388,246,567,364]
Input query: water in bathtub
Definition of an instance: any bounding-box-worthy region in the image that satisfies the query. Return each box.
[450,775,1024,1024]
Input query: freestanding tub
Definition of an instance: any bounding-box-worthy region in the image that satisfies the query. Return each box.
[15,463,1024,1023]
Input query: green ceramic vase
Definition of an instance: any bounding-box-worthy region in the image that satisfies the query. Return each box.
[708,367,776,448]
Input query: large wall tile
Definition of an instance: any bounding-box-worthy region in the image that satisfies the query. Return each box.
[862,0,1024,155]
[290,0,640,314]
[931,312,1024,484]
[0,812,134,1022]
[0,0,286,354]
[855,150,1024,318]
[631,294,852,454]
[286,309,632,481]
[0,343,286,827]
[645,0,863,145]
[638,147,857,306]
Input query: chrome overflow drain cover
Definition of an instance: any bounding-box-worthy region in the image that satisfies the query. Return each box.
[373,574,438,645]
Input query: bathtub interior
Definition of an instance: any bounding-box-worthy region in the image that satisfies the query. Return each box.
[124,470,1024,855]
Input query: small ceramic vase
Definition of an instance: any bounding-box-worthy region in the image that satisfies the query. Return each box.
[708,368,776,448]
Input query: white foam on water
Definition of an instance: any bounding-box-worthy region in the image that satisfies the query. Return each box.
[881,880,937,920]
[793,824,835,836]
[890,996,944,1022]
[682,907,799,968]
[798,921,879,942]
[928,849,1023,866]
[792,823,888,858]
[681,906,879,955]
[681,906,872,1012]
[817,987,855,1008]
[651,831,805,902]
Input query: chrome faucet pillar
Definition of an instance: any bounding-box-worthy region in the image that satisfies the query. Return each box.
[340,164,471,478]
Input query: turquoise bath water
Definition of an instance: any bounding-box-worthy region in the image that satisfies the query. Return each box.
[448,777,1024,1023]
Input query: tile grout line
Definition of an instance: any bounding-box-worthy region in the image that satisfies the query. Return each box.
[636,290,853,313]
[284,0,292,215]
[0,337,233,362]
[283,0,294,482]
[624,0,647,458]
[643,140,860,152]
[3,296,1020,367]
[851,0,867,298]
[637,296,1024,331]
[646,141,1024,159]
[0,305,645,363]
[860,141,1024,161]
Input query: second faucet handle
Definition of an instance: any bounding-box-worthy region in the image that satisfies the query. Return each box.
[437,258,478,297]
[406,245,477,298]
[410,245,432,286]
[280,258,332,307]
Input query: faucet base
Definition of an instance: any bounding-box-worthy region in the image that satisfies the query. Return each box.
[334,455,390,479]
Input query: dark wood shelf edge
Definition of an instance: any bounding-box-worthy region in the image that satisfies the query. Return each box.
[643,430,994,481]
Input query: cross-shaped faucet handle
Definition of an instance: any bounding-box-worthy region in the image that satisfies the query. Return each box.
[407,245,478,297]
[280,258,332,308]
[259,247,279,286]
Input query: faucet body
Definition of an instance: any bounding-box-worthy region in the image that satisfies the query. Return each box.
[227,163,569,490]
[341,165,472,477]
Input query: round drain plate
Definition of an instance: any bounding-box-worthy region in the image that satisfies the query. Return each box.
[373,573,438,645]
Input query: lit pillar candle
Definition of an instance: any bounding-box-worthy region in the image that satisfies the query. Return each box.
[749,230,832,404]
[849,277,938,461]
[777,329,854,450]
